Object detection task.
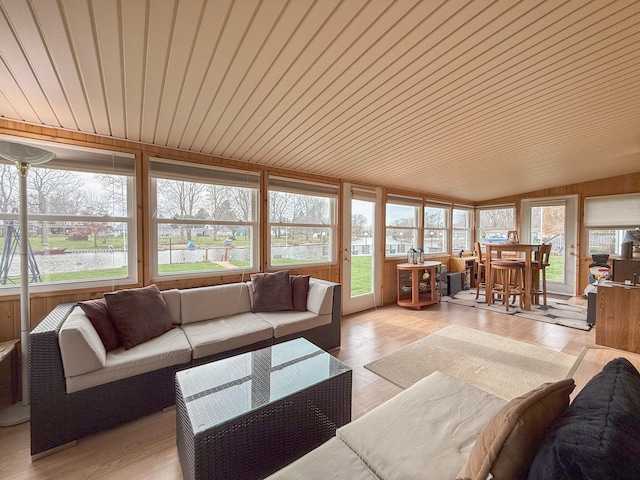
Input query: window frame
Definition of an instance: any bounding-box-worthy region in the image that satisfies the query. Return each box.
[475,205,516,244]
[452,205,474,253]
[423,201,451,255]
[0,138,137,295]
[385,194,422,258]
[267,175,339,269]
[584,193,640,255]
[149,157,260,281]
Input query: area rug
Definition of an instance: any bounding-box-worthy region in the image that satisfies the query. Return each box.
[364,325,581,400]
[442,290,591,331]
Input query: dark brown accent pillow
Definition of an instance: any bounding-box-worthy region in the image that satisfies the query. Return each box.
[290,274,310,311]
[78,298,121,352]
[104,284,174,350]
[457,378,575,480]
[250,270,294,312]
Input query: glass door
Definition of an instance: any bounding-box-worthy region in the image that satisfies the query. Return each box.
[521,196,578,295]
[342,184,382,315]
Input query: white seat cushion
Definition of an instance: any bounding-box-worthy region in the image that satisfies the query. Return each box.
[337,371,507,480]
[180,312,273,359]
[265,437,378,480]
[65,327,192,393]
[255,311,331,338]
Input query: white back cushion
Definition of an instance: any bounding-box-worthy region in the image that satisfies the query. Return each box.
[180,283,252,324]
[161,288,181,324]
[59,307,107,378]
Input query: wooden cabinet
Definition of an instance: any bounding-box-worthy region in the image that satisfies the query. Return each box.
[595,282,640,353]
[613,259,640,283]
[448,257,477,289]
[396,261,441,309]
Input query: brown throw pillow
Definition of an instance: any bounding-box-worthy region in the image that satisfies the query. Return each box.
[250,270,294,312]
[457,377,575,480]
[77,298,121,351]
[290,274,310,311]
[104,284,174,350]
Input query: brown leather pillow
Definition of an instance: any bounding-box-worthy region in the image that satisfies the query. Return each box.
[250,270,294,312]
[457,378,575,480]
[77,298,121,351]
[290,274,310,311]
[104,284,173,350]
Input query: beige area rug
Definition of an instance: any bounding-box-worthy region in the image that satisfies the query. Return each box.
[365,325,581,400]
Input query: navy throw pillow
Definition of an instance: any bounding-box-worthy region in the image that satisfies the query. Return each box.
[527,357,640,479]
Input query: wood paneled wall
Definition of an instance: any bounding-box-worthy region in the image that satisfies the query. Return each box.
[476,173,640,296]
[1,119,639,341]
[0,121,343,342]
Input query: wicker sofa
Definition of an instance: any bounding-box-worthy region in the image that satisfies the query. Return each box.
[29,277,341,457]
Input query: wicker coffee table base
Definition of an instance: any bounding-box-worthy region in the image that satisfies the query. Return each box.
[176,356,351,480]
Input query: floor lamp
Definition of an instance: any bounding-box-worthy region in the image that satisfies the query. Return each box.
[0,140,55,426]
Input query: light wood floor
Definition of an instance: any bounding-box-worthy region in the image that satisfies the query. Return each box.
[2,301,639,480]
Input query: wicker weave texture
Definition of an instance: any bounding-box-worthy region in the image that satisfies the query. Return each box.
[176,347,351,480]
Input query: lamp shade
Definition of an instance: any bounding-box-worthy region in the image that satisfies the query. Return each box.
[0,140,56,165]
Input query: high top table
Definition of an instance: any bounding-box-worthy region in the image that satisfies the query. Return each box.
[175,338,352,480]
[483,243,541,311]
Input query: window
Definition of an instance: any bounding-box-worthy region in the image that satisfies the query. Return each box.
[584,193,640,255]
[476,206,515,243]
[452,206,473,252]
[0,139,136,293]
[149,159,260,279]
[386,195,421,256]
[268,176,338,267]
[424,202,450,254]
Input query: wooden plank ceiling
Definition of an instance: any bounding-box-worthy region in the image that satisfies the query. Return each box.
[1,0,639,202]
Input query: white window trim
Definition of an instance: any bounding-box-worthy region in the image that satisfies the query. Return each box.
[149,158,260,280]
[424,201,451,255]
[0,137,137,294]
[267,175,338,268]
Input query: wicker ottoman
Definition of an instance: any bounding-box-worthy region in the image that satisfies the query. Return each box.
[175,338,352,480]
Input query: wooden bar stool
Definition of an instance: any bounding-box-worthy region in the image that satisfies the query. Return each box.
[473,242,486,300]
[510,243,552,309]
[488,260,524,311]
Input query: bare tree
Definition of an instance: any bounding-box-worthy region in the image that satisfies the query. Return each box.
[0,165,18,214]
[352,213,368,238]
[96,174,127,216]
[269,191,292,238]
[28,168,84,246]
[80,194,111,247]
[158,179,207,240]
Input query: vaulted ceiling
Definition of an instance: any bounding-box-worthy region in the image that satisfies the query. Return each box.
[1,0,639,202]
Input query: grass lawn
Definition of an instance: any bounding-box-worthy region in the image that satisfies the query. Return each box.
[350,255,372,296]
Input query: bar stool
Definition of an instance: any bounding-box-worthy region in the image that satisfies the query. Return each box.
[488,260,524,312]
[473,242,486,300]
[510,243,552,309]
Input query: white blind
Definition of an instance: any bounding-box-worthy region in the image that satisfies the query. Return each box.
[584,193,640,228]
[149,158,259,188]
[0,135,135,175]
[269,176,339,197]
[351,186,377,202]
[387,194,422,207]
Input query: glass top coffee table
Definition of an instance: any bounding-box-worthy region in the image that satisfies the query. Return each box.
[175,338,352,480]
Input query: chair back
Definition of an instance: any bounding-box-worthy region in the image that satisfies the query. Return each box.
[537,243,552,266]
[474,242,483,263]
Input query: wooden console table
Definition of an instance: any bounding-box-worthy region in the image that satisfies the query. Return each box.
[595,281,640,353]
[396,261,441,309]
